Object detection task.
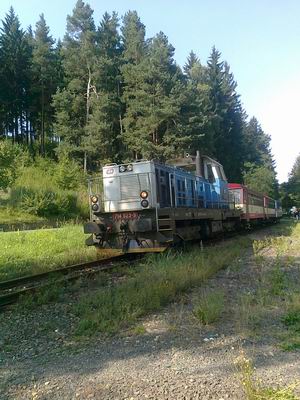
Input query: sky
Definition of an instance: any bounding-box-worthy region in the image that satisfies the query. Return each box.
[1,0,299,183]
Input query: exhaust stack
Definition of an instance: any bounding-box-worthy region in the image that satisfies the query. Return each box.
[196,150,203,177]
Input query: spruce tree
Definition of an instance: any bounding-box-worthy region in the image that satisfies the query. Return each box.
[53,0,96,171]
[206,47,245,181]
[31,14,58,155]
[0,7,31,143]
[184,50,199,77]
[84,12,123,165]
[122,21,187,160]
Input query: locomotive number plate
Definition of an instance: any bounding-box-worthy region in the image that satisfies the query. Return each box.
[112,212,140,222]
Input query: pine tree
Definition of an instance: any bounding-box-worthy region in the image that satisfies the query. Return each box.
[53,0,96,171]
[122,21,188,160]
[120,11,146,159]
[84,12,123,165]
[184,50,199,76]
[206,47,245,181]
[242,116,278,195]
[0,7,31,143]
[31,14,58,155]
[243,117,273,167]
[183,51,215,156]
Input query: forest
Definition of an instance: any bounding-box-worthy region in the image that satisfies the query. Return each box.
[0,0,299,219]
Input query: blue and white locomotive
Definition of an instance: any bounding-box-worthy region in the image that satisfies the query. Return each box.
[84,152,240,251]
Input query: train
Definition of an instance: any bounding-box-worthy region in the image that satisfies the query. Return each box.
[84,151,282,252]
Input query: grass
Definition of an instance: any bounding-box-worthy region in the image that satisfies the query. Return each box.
[73,237,250,336]
[0,205,46,225]
[193,289,224,325]
[280,293,300,351]
[236,351,299,400]
[236,221,300,347]
[0,224,99,281]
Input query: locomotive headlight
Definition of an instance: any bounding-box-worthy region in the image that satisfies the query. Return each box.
[141,199,149,208]
[92,204,99,212]
[127,164,133,172]
[140,191,148,199]
[119,165,126,173]
[91,195,98,203]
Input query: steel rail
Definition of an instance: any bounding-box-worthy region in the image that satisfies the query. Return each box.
[0,253,140,308]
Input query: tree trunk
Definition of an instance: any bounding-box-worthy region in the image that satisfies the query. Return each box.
[41,84,45,156]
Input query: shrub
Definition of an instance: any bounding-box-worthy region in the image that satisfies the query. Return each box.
[19,188,77,217]
[0,140,22,190]
[8,157,88,219]
[55,156,83,190]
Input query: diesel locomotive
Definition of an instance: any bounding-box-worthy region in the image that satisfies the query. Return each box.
[83,152,282,252]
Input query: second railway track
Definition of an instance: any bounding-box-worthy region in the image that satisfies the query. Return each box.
[0,253,141,308]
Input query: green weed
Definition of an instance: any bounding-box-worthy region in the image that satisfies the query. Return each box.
[236,351,299,399]
[280,293,300,351]
[193,290,224,325]
[131,324,146,335]
[236,293,263,336]
[73,238,250,336]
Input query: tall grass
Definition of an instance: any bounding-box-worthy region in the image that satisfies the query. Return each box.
[74,238,250,336]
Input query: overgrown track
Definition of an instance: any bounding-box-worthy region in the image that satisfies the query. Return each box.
[0,253,141,308]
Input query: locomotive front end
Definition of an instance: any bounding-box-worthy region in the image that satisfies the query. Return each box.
[84,161,160,251]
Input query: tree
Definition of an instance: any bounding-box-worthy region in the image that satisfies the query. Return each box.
[243,162,277,197]
[206,47,245,181]
[243,117,273,167]
[0,140,21,190]
[283,154,300,207]
[31,14,58,155]
[184,50,199,77]
[53,0,96,171]
[0,7,31,143]
[84,12,123,164]
[122,24,188,160]
[183,51,216,156]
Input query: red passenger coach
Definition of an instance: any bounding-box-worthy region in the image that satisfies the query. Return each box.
[228,183,266,222]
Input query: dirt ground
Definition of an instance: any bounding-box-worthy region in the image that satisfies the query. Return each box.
[0,223,299,400]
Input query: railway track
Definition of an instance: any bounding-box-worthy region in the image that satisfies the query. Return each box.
[0,253,140,308]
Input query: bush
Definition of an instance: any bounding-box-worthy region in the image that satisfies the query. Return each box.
[8,157,89,219]
[55,156,83,190]
[18,188,78,217]
[0,141,22,191]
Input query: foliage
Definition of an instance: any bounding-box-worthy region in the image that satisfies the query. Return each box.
[281,154,300,209]
[243,162,277,197]
[8,157,88,218]
[0,140,21,190]
[0,4,282,204]
[54,155,83,190]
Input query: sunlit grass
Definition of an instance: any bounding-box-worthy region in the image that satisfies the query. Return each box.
[0,225,98,281]
[74,238,250,336]
[193,290,224,325]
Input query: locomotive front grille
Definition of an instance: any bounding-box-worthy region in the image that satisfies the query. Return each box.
[120,174,151,200]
